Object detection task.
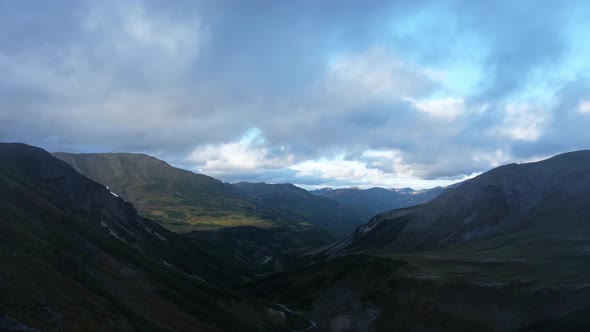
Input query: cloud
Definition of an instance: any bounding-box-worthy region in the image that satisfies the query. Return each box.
[289,154,476,189]
[409,97,465,121]
[323,48,438,103]
[578,100,590,114]
[1,0,590,188]
[189,128,295,174]
[497,103,551,141]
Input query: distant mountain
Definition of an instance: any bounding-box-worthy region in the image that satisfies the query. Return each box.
[0,143,298,331]
[308,187,334,195]
[393,187,415,194]
[227,182,368,232]
[313,186,444,217]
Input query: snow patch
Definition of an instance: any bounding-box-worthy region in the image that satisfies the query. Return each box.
[105,185,119,197]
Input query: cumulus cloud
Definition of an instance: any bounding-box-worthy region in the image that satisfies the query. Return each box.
[189,128,295,174]
[323,48,438,103]
[498,103,552,141]
[409,97,465,121]
[578,100,590,114]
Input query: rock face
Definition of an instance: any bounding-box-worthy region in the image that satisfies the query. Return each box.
[340,150,590,253]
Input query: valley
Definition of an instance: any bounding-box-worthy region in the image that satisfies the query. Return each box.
[2,143,590,331]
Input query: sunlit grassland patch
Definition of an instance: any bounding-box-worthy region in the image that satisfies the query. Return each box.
[144,209,277,232]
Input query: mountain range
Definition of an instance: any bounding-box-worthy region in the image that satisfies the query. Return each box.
[54,152,439,269]
[3,143,590,331]
[311,186,444,218]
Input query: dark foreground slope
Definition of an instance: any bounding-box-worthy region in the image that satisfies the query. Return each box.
[0,143,305,331]
[243,151,590,331]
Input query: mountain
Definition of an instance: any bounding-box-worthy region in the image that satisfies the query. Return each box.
[227,182,368,233]
[0,143,306,331]
[393,187,415,194]
[308,187,334,195]
[53,152,271,232]
[244,150,590,331]
[313,186,444,217]
[53,153,341,268]
[340,150,590,253]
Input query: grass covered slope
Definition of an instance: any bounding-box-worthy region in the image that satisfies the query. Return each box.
[53,152,272,231]
[0,143,302,331]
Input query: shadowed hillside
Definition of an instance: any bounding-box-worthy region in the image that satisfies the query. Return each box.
[243,150,590,331]
[0,143,307,331]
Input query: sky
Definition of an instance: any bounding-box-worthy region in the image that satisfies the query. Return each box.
[1,0,590,189]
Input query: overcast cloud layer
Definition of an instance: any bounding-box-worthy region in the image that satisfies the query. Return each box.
[1,0,590,189]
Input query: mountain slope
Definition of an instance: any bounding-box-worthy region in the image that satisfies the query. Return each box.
[242,151,590,331]
[53,153,342,267]
[339,150,590,253]
[53,152,272,231]
[227,182,368,232]
[0,143,302,331]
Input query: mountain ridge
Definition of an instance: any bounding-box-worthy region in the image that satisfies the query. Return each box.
[312,185,444,219]
[332,149,590,254]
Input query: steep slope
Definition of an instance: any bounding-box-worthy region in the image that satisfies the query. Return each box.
[241,151,590,331]
[227,182,368,232]
[315,186,444,217]
[339,150,590,253]
[0,143,302,331]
